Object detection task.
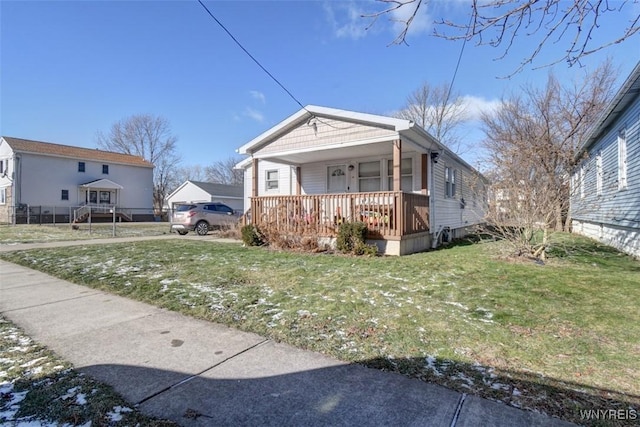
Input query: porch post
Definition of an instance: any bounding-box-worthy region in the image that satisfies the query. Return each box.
[296,166,302,195]
[421,153,428,195]
[393,139,402,192]
[252,158,259,198]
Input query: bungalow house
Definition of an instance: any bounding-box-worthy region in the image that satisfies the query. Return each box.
[236,105,488,256]
[0,136,154,224]
[571,61,640,258]
[166,180,244,212]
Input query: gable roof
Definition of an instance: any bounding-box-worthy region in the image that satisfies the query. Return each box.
[167,180,243,200]
[79,178,124,190]
[237,105,421,156]
[235,105,484,177]
[1,136,154,168]
[578,61,640,155]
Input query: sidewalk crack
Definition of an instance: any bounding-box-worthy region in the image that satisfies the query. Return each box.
[135,338,270,406]
[450,393,467,427]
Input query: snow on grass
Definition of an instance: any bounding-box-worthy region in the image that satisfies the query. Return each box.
[106,405,133,422]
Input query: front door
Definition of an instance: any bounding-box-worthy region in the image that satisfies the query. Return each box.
[327,165,347,193]
[99,191,111,204]
[88,191,97,204]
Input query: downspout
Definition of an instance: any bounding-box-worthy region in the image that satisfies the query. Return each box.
[12,154,21,225]
[430,151,439,249]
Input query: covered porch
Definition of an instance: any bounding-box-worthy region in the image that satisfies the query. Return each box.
[73,179,132,223]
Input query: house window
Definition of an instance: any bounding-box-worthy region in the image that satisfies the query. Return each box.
[99,191,111,204]
[266,170,279,190]
[102,164,109,175]
[580,163,585,199]
[359,161,381,192]
[78,162,85,172]
[0,188,5,205]
[618,129,627,190]
[387,158,413,191]
[596,152,602,196]
[445,167,456,197]
[0,159,5,175]
[61,189,69,201]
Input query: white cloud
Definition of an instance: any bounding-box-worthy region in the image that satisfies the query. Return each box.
[250,90,266,104]
[460,95,502,121]
[389,1,433,39]
[244,107,264,123]
[324,1,370,40]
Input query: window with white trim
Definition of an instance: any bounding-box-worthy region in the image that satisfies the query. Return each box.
[596,152,602,196]
[358,161,381,192]
[618,129,627,190]
[387,158,413,191]
[0,188,5,205]
[445,167,456,198]
[580,163,585,199]
[61,189,69,201]
[78,162,85,173]
[265,170,279,190]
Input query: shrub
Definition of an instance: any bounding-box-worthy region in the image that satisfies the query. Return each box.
[241,225,265,246]
[337,222,376,255]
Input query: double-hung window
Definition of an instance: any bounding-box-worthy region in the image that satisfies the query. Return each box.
[61,189,69,201]
[78,162,85,172]
[266,170,279,190]
[358,161,381,192]
[445,167,456,197]
[387,158,413,191]
[102,164,109,175]
[618,129,627,190]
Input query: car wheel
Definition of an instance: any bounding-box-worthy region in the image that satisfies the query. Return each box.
[195,221,209,236]
[177,230,188,236]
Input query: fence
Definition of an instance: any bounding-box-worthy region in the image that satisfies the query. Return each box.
[2,205,158,225]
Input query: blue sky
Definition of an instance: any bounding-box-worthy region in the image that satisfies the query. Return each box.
[2,0,639,168]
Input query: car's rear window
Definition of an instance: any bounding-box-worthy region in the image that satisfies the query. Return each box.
[176,204,196,212]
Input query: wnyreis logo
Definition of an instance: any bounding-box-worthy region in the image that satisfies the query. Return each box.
[579,409,637,421]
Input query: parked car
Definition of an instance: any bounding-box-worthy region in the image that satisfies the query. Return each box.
[170,202,240,236]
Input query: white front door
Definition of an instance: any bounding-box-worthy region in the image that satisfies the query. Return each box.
[327,165,347,193]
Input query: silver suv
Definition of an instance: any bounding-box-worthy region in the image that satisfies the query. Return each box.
[170,202,240,236]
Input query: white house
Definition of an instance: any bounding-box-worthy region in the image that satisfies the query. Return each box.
[571,62,640,258]
[166,180,244,212]
[0,136,154,223]
[236,105,488,255]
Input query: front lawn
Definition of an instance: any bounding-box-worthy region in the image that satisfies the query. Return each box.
[1,234,638,426]
[0,223,170,245]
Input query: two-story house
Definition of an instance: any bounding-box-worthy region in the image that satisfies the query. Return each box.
[0,136,154,224]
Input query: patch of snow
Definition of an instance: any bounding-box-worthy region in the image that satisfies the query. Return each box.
[20,357,47,368]
[75,393,87,405]
[444,301,469,310]
[106,406,133,422]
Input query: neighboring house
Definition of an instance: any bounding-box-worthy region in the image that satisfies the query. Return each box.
[165,180,244,212]
[571,61,640,258]
[236,105,488,255]
[0,136,154,224]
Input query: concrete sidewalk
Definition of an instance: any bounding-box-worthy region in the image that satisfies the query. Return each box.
[0,257,574,426]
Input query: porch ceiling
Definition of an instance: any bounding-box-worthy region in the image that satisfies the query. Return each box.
[254,140,421,165]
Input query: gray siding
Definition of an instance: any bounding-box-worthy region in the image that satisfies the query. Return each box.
[572,96,640,231]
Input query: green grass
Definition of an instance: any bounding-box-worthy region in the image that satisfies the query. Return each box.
[0,222,171,244]
[0,316,176,426]
[1,233,638,425]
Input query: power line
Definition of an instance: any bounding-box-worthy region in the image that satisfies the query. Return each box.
[444,12,474,110]
[196,0,306,111]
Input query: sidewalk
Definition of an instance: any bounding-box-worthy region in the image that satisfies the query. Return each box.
[0,240,574,426]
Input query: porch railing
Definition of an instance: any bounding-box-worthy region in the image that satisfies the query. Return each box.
[250,191,429,239]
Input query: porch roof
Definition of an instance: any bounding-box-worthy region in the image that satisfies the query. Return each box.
[236,105,446,168]
[79,179,123,190]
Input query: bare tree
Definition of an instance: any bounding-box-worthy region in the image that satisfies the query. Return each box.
[481,61,617,260]
[368,0,639,74]
[204,156,245,185]
[96,114,180,214]
[395,81,469,154]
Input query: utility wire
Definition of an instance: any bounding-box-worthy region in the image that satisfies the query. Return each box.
[444,12,474,110]
[196,0,306,111]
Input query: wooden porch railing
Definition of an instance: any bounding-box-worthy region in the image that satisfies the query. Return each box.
[250,191,429,239]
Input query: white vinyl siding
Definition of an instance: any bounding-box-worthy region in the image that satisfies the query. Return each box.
[596,152,602,195]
